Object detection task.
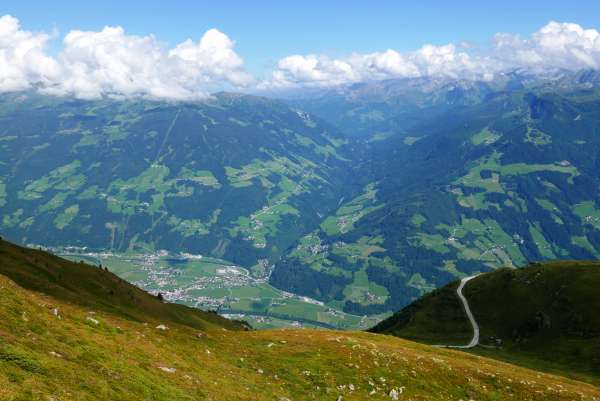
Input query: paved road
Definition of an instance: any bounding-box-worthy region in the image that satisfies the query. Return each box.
[453,275,480,348]
[435,274,480,349]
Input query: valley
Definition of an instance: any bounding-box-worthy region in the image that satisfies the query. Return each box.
[3,73,600,329]
[55,247,385,329]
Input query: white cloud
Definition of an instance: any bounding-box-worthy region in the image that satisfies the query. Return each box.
[0,15,252,100]
[265,21,600,89]
[492,21,600,71]
[0,15,60,92]
[1,16,600,97]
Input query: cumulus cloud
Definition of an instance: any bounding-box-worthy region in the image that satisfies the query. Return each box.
[493,21,600,71]
[265,21,600,89]
[0,15,60,92]
[0,15,252,100]
[1,16,600,97]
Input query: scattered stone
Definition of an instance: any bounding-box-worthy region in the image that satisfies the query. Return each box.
[49,351,63,358]
[267,342,275,348]
[157,366,176,373]
[155,324,168,331]
[257,368,264,374]
[196,331,205,338]
[86,317,100,325]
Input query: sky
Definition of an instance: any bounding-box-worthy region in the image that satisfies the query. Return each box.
[1,0,600,99]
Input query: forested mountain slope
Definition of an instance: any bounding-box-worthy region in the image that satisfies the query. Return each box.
[274,74,600,315]
[2,72,600,323]
[0,92,354,271]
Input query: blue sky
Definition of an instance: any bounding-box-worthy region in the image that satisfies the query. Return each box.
[4,0,600,77]
[1,1,600,99]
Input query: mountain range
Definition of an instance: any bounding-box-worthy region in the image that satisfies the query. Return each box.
[1,69,600,325]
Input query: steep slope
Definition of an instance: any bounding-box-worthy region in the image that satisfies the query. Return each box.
[371,261,600,384]
[0,240,598,401]
[273,77,600,317]
[0,92,354,271]
[0,237,246,331]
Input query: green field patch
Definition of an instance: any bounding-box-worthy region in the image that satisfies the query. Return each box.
[407,273,436,293]
[294,134,343,159]
[535,198,564,224]
[18,160,82,201]
[403,136,422,145]
[343,267,389,306]
[412,233,451,254]
[110,164,170,194]
[167,209,220,237]
[0,181,6,207]
[103,125,129,142]
[288,232,331,267]
[224,155,315,189]
[106,194,137,216]
[332,236,386,262]
[410,214,426,227]
[32,143,50,152]
[436,216,527,267]
[524,126,552,145]
[74,133,100,148]
[77,185,99,200]
[177,168,221,189]
[573,201,600,229]
[2,209,23,228]
[529,223,555,259]
[229,202,299,248]
[571,236,600,257]
[438,260,466,279]
[453,152,579,210]
[471,127,501,145]
[39,192,69,213]
[54,205,80,230]
[369,132,393,142]
[228,117,250,127]
[320,183,383,235]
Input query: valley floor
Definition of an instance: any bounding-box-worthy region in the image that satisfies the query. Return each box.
[56,248,387,330]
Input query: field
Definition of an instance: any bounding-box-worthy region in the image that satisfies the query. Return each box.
[59,248,384,330]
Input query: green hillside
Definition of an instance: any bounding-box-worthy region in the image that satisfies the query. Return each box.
[1,238,598,400]
[371,261,600,384]
[0,237,246,331]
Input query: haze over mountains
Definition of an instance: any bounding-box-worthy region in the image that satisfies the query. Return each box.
[2,69,600,324]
